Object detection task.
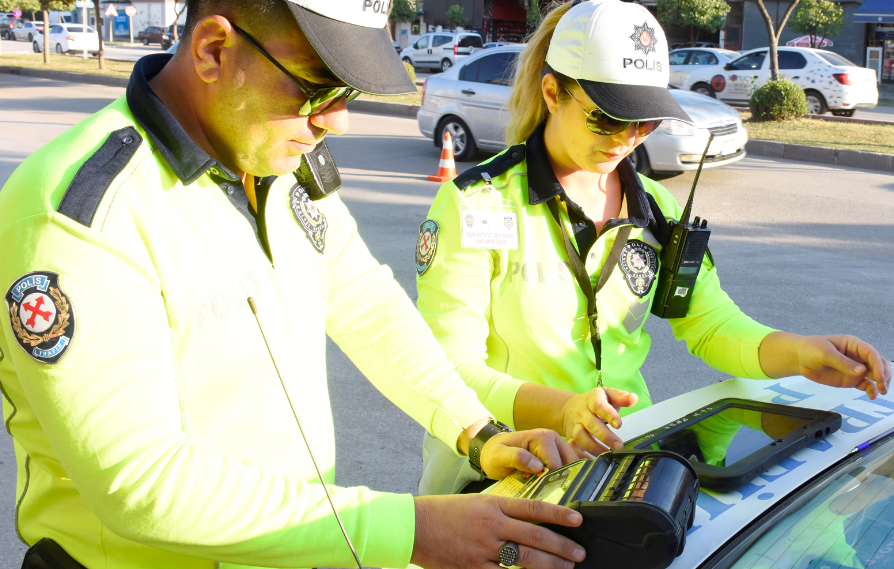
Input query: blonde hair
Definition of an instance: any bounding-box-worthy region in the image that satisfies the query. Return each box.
[506,2,573,146]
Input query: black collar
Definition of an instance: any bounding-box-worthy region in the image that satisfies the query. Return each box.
[127,54,240,185]
[525,122,652,228]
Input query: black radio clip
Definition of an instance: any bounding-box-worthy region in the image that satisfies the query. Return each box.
[651,134,714,319]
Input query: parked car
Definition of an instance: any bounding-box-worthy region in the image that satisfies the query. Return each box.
[138,25,172,48]
[682,46,878,116]
[165,40,179,54]
[669,41,720,51]
[483,41,513,49]
[12,20,42,41]
[400,31,483,72]
[417,44,747,175]
[32,24,100,55]
[1,17,23,40]
[668,47,740,87]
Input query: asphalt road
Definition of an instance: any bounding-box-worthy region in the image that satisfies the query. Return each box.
[1,37,164,60]
[0,74,892,565]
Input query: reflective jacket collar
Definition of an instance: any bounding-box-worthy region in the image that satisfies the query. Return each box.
[127,54,240,185]
[525,122,653,229]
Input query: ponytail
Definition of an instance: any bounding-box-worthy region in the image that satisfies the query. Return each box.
[506,2,573,146]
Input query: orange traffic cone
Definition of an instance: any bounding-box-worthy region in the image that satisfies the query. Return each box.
[428,130,457,182]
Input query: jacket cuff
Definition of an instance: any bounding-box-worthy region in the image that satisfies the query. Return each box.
[431,394,493,457]
[363,492,417,568]
[478,375,525,431]
[739,326,778,379]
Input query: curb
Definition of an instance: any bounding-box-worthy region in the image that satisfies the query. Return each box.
[0,65,128,88]
[733,106,894,126]
[745,139,894,173]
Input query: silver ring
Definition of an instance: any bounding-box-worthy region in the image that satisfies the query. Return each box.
[498,541,520,567]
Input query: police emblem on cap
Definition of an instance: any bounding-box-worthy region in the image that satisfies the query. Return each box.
[5,272,76,364]
[630,22,657,56]
[290,184,328,253]
[416,220,439,276]
[618,241,658,297]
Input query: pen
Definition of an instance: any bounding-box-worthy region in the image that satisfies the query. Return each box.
[852,425,894,454]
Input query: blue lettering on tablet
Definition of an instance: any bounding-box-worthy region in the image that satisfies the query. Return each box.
[763,383,813,405]
[808,438,832,452]
[734,480,767,500]
[759,457,806,483]
[831,405,886,433]
[696,490,734,521]
[857,394,894,413]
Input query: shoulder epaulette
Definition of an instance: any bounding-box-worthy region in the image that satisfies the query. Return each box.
[453,144,526,191]
[58,126,143,227]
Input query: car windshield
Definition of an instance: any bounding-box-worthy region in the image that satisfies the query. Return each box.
[730,437,894,569]
[730,51,766,70]
[816,51,857,67]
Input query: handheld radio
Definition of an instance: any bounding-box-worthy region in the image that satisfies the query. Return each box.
[651,134,714,319]
[295,140,342,200]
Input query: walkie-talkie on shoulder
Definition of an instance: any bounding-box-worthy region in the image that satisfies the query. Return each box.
[651,134,714,319]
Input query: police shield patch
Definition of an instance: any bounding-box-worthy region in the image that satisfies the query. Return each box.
[5,272,76,364]
[416,220,439,276]
[290,184,328,253]
[618,241,658,297]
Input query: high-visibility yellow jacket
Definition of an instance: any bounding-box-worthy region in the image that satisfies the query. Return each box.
[0,54,491,569]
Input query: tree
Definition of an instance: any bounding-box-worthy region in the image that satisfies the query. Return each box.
[39,1,75,64]
[172,1,186,43]
[789,0,843,48]
[0,0,41,21]
[657,0,730,47]
[92,0,104,70]
[389,0,416,24]
[446,5,466,29]
[753,0,801,80]
[526,0,542,30]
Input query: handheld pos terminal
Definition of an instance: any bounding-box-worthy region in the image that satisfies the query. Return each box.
[483,450,699,569]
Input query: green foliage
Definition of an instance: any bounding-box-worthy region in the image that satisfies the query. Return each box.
[389,0,416,23]
[749,79,808,121]
[657,0,730,43]
[790,0,843,46]
[446,4,466,28]
[403,60,416,84]
[526,1,542,28]
[0,0,40,14]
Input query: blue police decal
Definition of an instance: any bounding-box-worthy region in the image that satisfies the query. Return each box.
[290,184,328,253]
[619,241,658,297]
[5,271,76,364]
[416,220,440,276]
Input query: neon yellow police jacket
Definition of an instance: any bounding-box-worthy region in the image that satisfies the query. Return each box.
[0,54,492,569]
[416,124,777,430]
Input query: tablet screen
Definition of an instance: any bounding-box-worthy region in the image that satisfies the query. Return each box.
[635,404,813,467]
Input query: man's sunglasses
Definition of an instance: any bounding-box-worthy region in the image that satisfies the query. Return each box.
[232,24,360,116]
[561,84,662,137]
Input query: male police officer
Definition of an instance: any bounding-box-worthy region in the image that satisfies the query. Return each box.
[0,1,590,568]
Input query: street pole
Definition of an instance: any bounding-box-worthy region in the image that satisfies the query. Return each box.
[82,5,88,59]
[128,16,133,44]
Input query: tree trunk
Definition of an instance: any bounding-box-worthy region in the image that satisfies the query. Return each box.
[690,27,696,47]
[42,8,50,64]
[754,0,801,81]
[93,0,105,70]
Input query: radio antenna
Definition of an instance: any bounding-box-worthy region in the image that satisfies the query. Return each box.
[248,297,363,569]
[680,133,714,225]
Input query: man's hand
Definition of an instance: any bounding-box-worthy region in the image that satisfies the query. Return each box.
[480,429,579,479]
[559,388,638,456]
[412,494,586,569]
[793,335,891,399]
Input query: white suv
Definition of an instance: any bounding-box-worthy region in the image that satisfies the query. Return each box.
[400,32,483,73]
[682,47,878,116]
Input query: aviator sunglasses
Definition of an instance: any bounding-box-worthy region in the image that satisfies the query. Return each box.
[561,84,662,137]
[232,24,360,116]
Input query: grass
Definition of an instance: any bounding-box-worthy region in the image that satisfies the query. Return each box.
[0,52,134,77]
[740,111,894,154]
[357,86,423,106]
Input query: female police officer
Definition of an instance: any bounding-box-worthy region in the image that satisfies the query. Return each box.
[415,0,891,495]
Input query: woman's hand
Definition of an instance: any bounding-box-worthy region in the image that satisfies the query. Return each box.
[559,388,638,455]
[480,429,580,479]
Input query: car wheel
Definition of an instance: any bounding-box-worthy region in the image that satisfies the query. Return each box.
[55,43,63,54]
[805,90,827,115]
[143,38,149,45]
[831,109,855,117]
[32,40,39,53]
[437,116,477,162]
[402,56,412,66]
[629,145,653,177]
[441,59,453,72]
[691,82,716,98]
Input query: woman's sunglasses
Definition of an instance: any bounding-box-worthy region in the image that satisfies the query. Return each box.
[232,24,360,116]
[561,84,662,137]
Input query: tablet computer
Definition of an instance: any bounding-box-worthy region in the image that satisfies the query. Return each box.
[624,398,842,493]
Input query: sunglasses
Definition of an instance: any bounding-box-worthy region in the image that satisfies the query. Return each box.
[561,84,662,137]
[232,24,360,116]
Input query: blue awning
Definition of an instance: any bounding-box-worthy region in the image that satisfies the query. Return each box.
[855,0,894,23]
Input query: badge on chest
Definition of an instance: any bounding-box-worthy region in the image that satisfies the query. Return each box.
[618,240,658,297]
[290,184,328,253]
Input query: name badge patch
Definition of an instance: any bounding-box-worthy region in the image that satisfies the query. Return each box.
[460,210,519,250]
[5,272,76,364]
[618,241,658,297]
[290,184,328,253]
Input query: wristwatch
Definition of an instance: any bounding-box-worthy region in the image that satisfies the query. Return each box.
[468,419,512,476]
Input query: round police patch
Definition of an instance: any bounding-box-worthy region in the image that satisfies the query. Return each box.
[290,184,328,253]
[618,241,658,297]
[416,220,439,277]
[5,272,76,364]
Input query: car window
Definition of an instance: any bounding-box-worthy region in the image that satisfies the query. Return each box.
[432,35,452,48]
[415,35,429,49]
[816,51,857,67]
[51,25,62,34]
[778,51,807,70]
[67,25,89,33]
[459,58,480,82]
[691,51,719,65]
[458,35,482,48]
[669,51,689,65]
[475,52,518,85]
[730,51,766,70]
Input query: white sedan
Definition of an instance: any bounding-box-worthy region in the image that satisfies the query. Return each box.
[33,24,100,55]
[681,47,878,116]
[12,21,43,42]
[668,47,740,88]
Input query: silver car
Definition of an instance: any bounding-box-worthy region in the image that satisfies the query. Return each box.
[417,45,747,175]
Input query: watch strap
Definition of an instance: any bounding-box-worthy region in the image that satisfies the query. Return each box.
[469,420,511,476]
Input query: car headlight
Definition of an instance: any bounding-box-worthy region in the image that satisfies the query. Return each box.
[657,120,699,136]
